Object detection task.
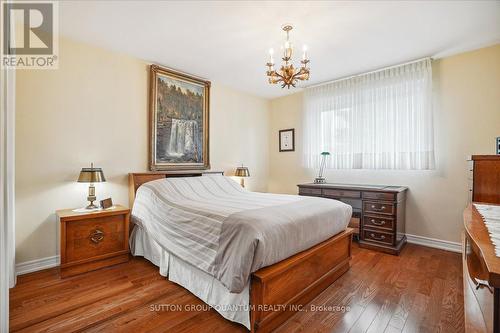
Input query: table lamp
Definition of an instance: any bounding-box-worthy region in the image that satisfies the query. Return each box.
[314,151,330,184]
[235,166,250,188]
[77,163,106,209]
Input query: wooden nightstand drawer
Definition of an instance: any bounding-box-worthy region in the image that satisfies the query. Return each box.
[58,205,130,278]
[363,201,395,215]
[362,229,394,245]
[65,214,126,262]
[362,191,396,201]
[298,187,322,196]
[363,215,394,231]
[323,189,361,198]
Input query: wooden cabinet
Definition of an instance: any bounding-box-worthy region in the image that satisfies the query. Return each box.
[463,155,500,332]
[297,183,407,255]
[463,204,500,333]
[471,155,500,204]
[57,205,130,278]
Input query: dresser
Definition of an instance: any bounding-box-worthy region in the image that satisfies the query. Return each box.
[297,183,408,255]
[463,204,500,333]
[463,155,500,333]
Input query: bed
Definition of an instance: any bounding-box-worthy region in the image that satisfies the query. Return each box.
[128,171,354,332]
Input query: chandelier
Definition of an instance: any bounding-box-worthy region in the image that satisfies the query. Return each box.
[266,25,310,89]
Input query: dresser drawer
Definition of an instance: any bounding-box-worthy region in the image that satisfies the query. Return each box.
[298,187,322,196]
[362,229,394,245]
[363,201,395,215]
[65,214,126,263]
[323,189,361,198]
[363,215,394,231]
[362,191,395,201]
[340,198,362,210]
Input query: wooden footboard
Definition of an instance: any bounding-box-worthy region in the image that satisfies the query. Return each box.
[250,228,354,333]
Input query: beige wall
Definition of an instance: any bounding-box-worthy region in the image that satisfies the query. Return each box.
[15,38,500,263]
[15,38,269,263]
[268,44,500,244]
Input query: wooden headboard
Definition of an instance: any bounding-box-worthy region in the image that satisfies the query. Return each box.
[128,170,224,207]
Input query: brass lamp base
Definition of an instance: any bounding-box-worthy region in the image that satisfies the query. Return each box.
[85,183,98,209]
[85,202,99,209]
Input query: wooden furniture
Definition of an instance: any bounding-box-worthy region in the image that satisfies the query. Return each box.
[250,229,352,333]
[128,171,354,333]
[298,183,407,255]
[463,155,500,332]
[463,204,500,333]
[471,155,500,204]
[57,205,130,278]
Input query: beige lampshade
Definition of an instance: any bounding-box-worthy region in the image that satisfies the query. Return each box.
[77,164,106,183]
[235,166,250,177]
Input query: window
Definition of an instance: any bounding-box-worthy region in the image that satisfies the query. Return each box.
[303,59,434,170]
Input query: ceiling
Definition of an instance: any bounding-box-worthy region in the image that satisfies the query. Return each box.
[60,1,500,99]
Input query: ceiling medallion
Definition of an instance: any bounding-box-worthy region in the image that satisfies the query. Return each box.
[266,25,310,89]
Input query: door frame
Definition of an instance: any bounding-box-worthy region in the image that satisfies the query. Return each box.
[0,9,16,331]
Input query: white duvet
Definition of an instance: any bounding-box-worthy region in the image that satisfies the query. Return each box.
[131,175,351,292]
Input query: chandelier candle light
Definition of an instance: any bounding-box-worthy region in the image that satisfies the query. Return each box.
[266,25,310,89]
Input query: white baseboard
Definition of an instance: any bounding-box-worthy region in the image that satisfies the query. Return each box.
[16,255,60,276]
[406,233,461,253]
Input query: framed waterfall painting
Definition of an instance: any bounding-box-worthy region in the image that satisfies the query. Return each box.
[149,65,210,170]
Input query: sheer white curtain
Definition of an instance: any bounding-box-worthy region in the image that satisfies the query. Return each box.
[303,59,434,170]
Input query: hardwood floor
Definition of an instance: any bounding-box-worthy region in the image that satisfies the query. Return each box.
[10,243,464,332]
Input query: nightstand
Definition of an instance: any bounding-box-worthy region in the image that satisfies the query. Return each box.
[57,205,130,278]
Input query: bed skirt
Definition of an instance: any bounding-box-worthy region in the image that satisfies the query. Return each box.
[129,225,251,329]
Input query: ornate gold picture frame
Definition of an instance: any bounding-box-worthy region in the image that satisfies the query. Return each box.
[149,65,210,170]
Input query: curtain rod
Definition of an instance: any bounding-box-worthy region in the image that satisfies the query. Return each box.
[306,56,433,89]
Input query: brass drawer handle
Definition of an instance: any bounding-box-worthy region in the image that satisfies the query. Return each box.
[370,205,386,211]
[369,233,385,241]
[370,219,386,226]
[89,229,104,244]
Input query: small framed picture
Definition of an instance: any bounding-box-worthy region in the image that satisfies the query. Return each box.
[100,198,113,209]
[279,128,295,152]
